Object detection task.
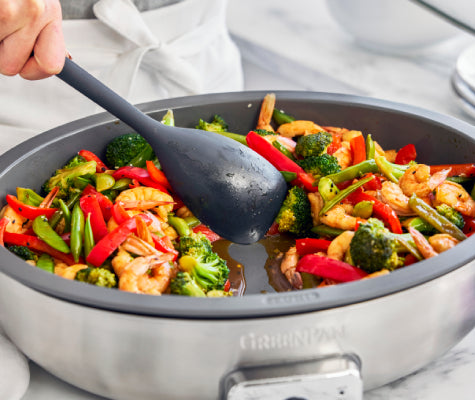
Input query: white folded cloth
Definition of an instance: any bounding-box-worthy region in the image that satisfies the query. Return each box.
[0,328,30,400]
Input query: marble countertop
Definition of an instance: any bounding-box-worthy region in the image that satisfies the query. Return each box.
[13,0,475,399]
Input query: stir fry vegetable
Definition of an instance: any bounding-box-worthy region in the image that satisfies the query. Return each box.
[1,96,474,297]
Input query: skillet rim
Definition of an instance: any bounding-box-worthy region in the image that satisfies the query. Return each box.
[0,90,474,319]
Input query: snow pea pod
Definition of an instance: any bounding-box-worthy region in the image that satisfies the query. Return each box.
[32,216,70,254]
[36,253,54,273]
[168,214,191,237]
[71,203,85,262]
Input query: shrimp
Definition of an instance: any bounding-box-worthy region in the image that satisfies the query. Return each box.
[277,120,325,138]
[320,205,364,231]
[399,164,450,200]
[380,181,413,215]
[327,231,355,261]
[428,234,459,253]
[54,263,88,280]
[434,181,475,217]
[122,235,161,257]
[115,187,174,220]
[332,141,352,169]
[118,255,175,295]
[280,246,302,290]
[0,205,26,233]
[408,227,438,259]
[112,247,135,277]
[256,93,275,132]
[308,192,324,225]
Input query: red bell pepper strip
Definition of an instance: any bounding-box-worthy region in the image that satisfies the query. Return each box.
[82,185,113,221]
[192,224,222,242]
[146,160,172,190]
[430,163,475,178]
[350,135,366,166]
[0,217,10,246]
[246,131,305,174]
[361,173,382,191]
[296,254,368,282]
[266,221,280,236]
[4,231,77,265]
[78,150,108,172]
[295,238,332,255]
[112,166,169,193]
[294,172,318,192]
[326,133,342,155]
[151,233,178,260]
[6,195,57,220]
[129,179,141,189]
[86,214,149,267]
[111,202,130,225]
[224,279,231,292]
[79,195,109,242]
[347,191,403,234]
[395,144,417,165]
[463,216,475,237]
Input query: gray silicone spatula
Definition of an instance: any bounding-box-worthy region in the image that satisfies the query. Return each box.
[57,58,287,244]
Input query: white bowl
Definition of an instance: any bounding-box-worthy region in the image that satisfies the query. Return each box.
[326,0,460,54]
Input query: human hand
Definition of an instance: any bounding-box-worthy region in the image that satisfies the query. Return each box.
[0,0,65,80]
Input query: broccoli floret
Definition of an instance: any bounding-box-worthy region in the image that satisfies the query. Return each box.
[42,160,97,199]
[350,218,403,273]
[297,153,341,178]
[178,252,229,292]
[295,131,333,158]
[196,115,229,133]
[105,133,153,169]
[436,204,465,230]
[75,267,117,288]
[170,271,206,297]
[276,186,312,236]
[64,154,87,169]
[7,245,37,261]
[254,129,276,136]
[178,232,213,255]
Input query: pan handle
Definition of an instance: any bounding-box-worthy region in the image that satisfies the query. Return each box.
[221,354,362,400]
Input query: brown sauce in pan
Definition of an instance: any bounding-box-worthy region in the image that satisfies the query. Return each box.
[212,234,297,295]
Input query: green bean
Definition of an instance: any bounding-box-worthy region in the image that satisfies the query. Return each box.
[325,159,378,184]
[280,171,297,182]
[167,214,191,237]
[36,254,54,273]
[272,140,295,161]
[84,213,95,260]
[58,199,72,233]
[408,194,467,241]
[32,216,70,254]
[311,224,345,238]
[49,191,81,229]
[70,203,85,262]
[365,134,375,160]
[272,108,296,125]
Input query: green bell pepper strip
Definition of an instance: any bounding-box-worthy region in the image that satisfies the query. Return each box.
[408,194,467,241]
[36,253,54,273]
[183,215,201,229]
[319,175,374,217]
[16,188,44,207]
[325,159,378,184]
[95,173,115,192]
[58,199,72,233]
[272,108,296,125]
[32,215,70,254]
[70,203,85,263]
[167,214,191,237]
[84,213,95,260]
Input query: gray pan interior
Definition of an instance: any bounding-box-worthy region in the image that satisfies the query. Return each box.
[0,90,474,319]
